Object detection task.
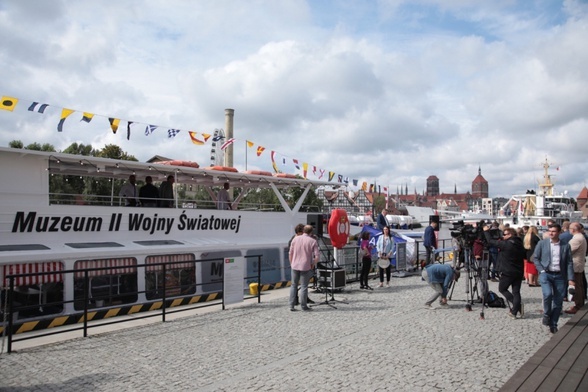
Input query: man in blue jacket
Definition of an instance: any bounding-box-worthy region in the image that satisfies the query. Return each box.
[422,263,459,309]
[532,223,576,333]
[423,220,438,266]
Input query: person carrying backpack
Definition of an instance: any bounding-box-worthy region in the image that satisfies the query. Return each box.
[484,226,526,319]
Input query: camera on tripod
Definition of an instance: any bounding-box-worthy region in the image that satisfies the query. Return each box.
[450,220,479,247]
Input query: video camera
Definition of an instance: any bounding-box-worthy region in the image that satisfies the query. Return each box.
[450,220,480,247]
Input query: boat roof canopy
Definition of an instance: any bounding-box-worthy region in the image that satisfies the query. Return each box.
[2,147,337,189]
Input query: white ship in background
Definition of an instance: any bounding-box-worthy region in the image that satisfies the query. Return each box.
[500,159,582,229]
[408,159,583,230]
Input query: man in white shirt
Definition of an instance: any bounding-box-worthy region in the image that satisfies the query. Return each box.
[119,175,139,206]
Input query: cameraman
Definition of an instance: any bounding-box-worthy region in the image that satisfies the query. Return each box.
[483,226,526,319]
[487,222,501,281]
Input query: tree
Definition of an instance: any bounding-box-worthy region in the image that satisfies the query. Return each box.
[373,194,387,213]
[62,143,94,156]
[98,144,137,161]
[8,140,23,149]
[8,140,55,151]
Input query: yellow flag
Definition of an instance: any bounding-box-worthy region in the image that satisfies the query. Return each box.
[0,96,18,111]
[57,108,75,132]
[109,118,120,134]
[247,140,255,148]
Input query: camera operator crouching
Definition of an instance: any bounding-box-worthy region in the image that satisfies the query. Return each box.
[483,225,526,319]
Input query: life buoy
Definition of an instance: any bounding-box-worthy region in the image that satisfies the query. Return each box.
[273,173,297,179]
[155,160,200,168]
[207,166,238,173]
[328,209,350,248]
[245,170,273,176]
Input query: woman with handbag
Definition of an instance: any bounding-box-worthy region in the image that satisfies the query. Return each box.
[376,226,394,287]
[359,231,374,290]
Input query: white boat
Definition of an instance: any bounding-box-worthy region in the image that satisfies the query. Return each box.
[500,159,582,229]
[405,206,492,226]
[0,146,333,331]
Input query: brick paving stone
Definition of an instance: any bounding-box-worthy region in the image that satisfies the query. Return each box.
[0,275,566,391]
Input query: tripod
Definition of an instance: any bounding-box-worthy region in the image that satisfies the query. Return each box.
[449,246,489,319]
[314,237,348,309]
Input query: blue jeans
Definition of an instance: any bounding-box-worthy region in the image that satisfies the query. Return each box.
[422,269,444,305]
[289,269,313,309]
[539,272,565,328]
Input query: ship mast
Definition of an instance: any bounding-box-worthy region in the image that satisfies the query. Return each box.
[537,158,554,196]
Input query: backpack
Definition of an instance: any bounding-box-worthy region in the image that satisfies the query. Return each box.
[486,291,506,308]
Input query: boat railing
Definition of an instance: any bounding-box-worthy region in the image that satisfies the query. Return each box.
[1,254,265,353]
[48,192,318,212]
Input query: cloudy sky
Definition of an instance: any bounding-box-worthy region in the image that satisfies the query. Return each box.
[1,0,587,199]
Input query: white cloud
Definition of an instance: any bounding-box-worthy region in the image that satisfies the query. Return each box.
[1,0,587,199]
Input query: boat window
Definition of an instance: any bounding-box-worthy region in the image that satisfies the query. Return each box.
[0,244,51,252]
[73,258,137,310]
[134,240,184,246]
[1,261,64,319]
[145,254,196,300]
[66,242,124,249]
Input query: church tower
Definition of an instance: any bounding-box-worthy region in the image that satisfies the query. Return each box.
[471,166,489,198]
[426,175,439,197]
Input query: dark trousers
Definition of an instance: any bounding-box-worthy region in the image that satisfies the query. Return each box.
[360,257,371,287]
[573,272,585,309]
[425,246,434,265]
[499,274,522,315]
[379,265,391,283]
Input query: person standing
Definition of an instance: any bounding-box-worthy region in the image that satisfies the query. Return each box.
[377,208,388,231]
[139,176,159,207]
[423,220,438,266]
[523,226,541,286]
[532,224,575,333]
[359,231,374,290]
[376,226,394,287]
[484,226,526,319]
[487,221,501,281]
[158,175,175,208]
[119,174,139,206]
[564,222,587,314]
[422,263,459,309]
[217,182,232,210]
[289,225,319,311]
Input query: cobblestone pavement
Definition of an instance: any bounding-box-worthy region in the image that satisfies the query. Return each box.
[0,274,566,391]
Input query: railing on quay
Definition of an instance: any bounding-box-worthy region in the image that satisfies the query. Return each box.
[2,255,263,354]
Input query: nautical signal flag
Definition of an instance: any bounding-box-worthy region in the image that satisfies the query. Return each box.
[145,124,157,136]
[127,121,133,140]
[168,129,181,138]
[247,140,254,148]
[28,102,50,113]
[256,146,265,156]
[189,131,205,145]
[57,108,74,132]
[270,150,279,173]
[0,96,18,111]
[109,118,120,134]
[220,138,235,150]
[81,112,94,123]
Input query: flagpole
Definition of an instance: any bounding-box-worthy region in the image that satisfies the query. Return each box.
[245,140,248,171]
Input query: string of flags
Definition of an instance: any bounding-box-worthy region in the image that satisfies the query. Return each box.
[0,94,387,191]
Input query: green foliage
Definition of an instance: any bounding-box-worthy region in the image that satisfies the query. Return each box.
[8,140,56,151]
[8,140,23,149]
[373,194,387,212]
[62,143,94,156]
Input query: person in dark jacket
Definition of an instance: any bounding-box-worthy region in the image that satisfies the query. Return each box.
[484,226,526,319]
[423,221,438,266]
[377,209,388,231]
